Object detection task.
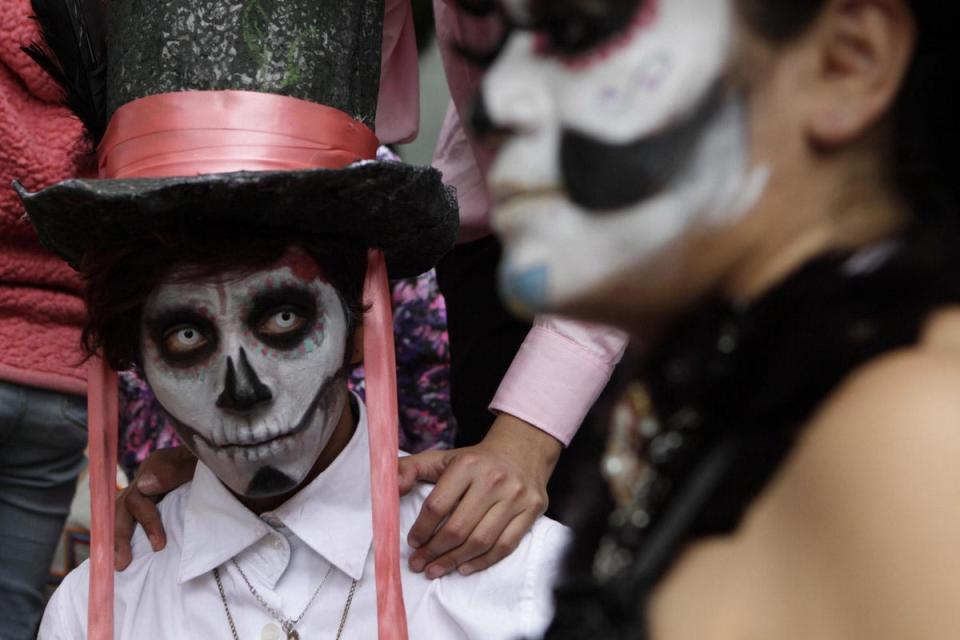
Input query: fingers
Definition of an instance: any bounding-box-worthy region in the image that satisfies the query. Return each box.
[135,446,197,496]
[398,450,453,496]
[406,455,473,550]
[114,491,135,571]
[114,483,165,570]
[407,446,551,579]
[397,457,419,497]
[122,485,166,551]
[420,501,520,579]
[113,446,197,570]
[409,482,500,575]
[455,512,535,577]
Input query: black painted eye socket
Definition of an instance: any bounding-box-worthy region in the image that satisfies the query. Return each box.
[453,0,646,68]
[148,311,219,368]
[257,307,309,340]
[163,325,208,355]
[560,82,726,211]
[531,0,647,56]
[248,287,318,351]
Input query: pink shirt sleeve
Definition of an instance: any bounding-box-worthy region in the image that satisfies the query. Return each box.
[432,0,630,445]
[490,316,628,445]
[376,0,420,144]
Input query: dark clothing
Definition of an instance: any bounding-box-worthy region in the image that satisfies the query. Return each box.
[436,235,533,448]
[547,227,960,638]
[0,381,87,640]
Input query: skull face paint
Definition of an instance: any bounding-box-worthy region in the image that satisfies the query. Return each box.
[482,0,769,315]
[141,249,350,498]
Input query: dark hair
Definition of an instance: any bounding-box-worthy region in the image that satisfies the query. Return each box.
[81,228,368,371]
[742,0,959,232]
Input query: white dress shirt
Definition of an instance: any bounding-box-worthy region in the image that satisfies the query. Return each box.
[39,398,569,640]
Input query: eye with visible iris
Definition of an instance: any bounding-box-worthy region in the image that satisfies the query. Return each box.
[258,308,307,336]
[151,315,218,367]
[248,286,319,351]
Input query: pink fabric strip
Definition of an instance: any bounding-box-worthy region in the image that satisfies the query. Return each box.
[376,0,419,144]
[362,249,409,640]
[97,90,379,179]
[87,356,118,640]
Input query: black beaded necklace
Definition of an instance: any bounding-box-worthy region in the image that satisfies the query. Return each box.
[546,226,960,639]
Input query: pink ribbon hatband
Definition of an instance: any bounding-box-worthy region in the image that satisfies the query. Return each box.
[97,90,379,179]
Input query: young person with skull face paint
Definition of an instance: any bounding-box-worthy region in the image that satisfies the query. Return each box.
[19,0,569,638]
[38,229,568,639]
[462,0,960,637]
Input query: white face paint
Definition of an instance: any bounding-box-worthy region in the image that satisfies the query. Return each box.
[141,249,350,498]
[484,0,769,314]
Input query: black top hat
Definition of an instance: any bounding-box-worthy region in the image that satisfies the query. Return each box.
[15,0,458,278]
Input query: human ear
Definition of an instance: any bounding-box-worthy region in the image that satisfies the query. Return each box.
[805,0,915,147]
[349,325,364,365]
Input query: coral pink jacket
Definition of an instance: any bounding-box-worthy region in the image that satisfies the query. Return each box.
[0,0,91,396]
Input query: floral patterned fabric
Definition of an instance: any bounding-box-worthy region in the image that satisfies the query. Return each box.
[118,269,455,479]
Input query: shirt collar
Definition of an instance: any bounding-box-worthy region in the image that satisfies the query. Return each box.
[178,395,373,583]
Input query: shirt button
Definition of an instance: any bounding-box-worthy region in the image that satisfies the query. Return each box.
[261,623,282,640]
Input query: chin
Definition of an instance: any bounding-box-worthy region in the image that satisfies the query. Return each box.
[243,465,301,497]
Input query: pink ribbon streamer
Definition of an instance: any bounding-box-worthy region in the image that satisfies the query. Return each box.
[87,356,118,640]
[362,249,410,640]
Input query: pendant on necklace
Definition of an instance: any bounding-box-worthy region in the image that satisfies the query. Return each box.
[287,631,300,640]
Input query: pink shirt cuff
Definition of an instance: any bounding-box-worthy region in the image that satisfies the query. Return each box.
[490,321,628,446]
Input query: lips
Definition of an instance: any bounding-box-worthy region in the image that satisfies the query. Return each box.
[491,183,564,207]
[491,188,568,242]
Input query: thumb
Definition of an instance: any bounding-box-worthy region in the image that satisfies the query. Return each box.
[398,450,453,496]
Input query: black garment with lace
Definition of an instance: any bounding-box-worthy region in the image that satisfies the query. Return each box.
[544,226,960,639]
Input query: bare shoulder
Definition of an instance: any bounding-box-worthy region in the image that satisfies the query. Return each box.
[803,331,960,505]
[809,327,960,457]
[770,331,960,637]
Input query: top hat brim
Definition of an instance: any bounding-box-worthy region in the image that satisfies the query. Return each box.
[15,161,459,279]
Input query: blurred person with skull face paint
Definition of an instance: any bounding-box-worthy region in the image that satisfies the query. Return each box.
[454,0,960,637]
[18,0,570,638]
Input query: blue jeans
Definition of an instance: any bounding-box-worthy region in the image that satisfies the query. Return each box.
[0,380,87,640]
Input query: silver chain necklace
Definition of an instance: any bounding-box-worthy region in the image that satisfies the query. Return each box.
[213,560,358,640]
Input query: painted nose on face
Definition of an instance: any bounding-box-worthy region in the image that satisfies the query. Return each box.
[216,349,273,413]
[482,36,554,133]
